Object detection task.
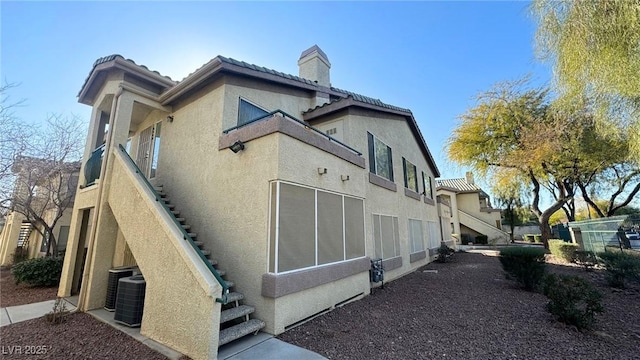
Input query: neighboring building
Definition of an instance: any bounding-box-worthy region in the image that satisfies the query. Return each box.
[436,172,509,245]
[0,157,79,266]
[58,46,444,360]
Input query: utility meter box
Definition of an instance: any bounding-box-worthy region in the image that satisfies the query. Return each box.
[370,258,384,283]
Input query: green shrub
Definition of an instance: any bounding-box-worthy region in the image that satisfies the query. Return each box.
[543,274,604,330]
[475,235,488,245]
[548,240,578,262]
[11,256,63,287]
[573,251,597,272]
[499,247,547,291]
[597,251,640,288]
[436,244,455,263]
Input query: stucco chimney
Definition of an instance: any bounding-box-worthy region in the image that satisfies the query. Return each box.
[465,171,475,185]
[298,45,331,87]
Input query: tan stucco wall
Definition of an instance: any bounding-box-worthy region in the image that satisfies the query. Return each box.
[0,212,24,266]
[108,151,222,360]
[457,193,501,226]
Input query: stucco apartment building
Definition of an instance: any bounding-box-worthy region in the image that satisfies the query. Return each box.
[0,157,78,265]
[58,46,448,359]
[436,172,509,245]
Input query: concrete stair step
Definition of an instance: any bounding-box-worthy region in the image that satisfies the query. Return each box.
[165,203,175,210]
[224,281,235,289]
[192,240,202,247]
[181,224,191,230]
[218,319,265,347]
[200,249,211,257]
[216,269,226,276]
[225,292,244,304]
[220,305,254,324]
[175,218,186,223]
[208,259,218,266]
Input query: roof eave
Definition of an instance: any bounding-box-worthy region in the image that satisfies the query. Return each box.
[79,56,176,105]
[303,99,440,177]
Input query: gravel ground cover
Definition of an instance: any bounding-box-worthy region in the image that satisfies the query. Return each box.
[278,252,640,360]
[0,268,58,307]
[0,312,171,360]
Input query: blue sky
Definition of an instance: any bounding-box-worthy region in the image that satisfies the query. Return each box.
[2,1,549,185]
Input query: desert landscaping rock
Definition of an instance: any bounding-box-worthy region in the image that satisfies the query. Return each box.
[278,252,640,360]
[1,268,57,307]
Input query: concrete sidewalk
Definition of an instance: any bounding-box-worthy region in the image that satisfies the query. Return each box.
[0,298,76,327]
[1,298,327,359]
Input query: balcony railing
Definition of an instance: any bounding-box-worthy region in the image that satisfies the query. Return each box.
[222,110,362,156]
[83,144,105,187]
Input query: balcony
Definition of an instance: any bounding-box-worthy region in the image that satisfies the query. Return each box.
[219,110,365,168]
[83,144,105,187]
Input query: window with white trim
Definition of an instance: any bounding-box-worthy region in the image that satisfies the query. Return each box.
[426,220,441,249]
[409,219,425,253]
[269,182,365,273]
[238,98,269,126]
[373,214,400,259]
[367,132,394,181]
[403,158,418,192]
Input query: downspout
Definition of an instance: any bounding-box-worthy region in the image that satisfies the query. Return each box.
[76,85,124,311]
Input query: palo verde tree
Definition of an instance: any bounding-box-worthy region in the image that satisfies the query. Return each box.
[448,79,579,247]
[533,0,640,160]
[492,170,530,243]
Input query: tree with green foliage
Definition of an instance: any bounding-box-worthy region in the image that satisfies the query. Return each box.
[493,170,529,242]
[533,0,640,160]
[448,79,573,247]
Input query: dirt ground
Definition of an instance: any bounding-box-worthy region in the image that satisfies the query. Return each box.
[0,267,58,307]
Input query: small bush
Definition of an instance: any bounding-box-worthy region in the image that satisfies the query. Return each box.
[12,256,63,287]
[543,274,604,330]
[573,251,597,272]
[499,247,547,291]
[548,240,578,263]
[597,251,640,288]
[475,235,488,245]
[533,235,542,243]
[436,244,455,263]
[45,298,70,325]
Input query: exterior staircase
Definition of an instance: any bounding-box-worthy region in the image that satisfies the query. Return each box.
[17,222,33,248]
[154,185,265,348]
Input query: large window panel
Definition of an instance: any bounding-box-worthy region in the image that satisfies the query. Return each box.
[426,220,440,249]
[344,197,365,259]
[368,132,394,181]
[373,215,382,259]
[423,172,433,199]
[317,191,344,265]
[278,183,315,272]
[271,182,365,273]
[403,158,418,192]
[393,217,400,256]
[409,219,425,253]
[381,216,395,259]
[238,98,269,126]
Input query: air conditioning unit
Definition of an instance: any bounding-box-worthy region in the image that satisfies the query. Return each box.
[114,275,146,327]
[104,267,136,311]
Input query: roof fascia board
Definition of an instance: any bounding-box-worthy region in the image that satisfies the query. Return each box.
[79,57,174,105]
[303,98,440,177]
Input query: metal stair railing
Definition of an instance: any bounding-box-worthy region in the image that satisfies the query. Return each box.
[117,144,229,304]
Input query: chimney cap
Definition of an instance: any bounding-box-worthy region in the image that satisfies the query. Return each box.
[299,45,330,65]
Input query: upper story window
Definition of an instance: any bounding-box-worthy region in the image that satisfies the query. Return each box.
[422,171,433,199]
[367,132,394,181]
[402,158,418,193]
[238,98,269,126]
